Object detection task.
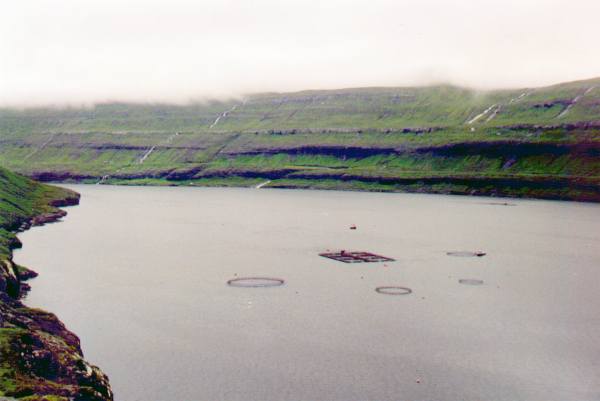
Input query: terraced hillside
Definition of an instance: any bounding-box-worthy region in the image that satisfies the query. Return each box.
[1,77,599,201]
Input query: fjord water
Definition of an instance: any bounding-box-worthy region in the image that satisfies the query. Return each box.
[15,185,600,401]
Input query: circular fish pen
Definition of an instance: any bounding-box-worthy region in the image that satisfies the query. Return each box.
[375,286,412,295]
[446,251,486,257]
[458,279,484,286]
[227,277,285,288]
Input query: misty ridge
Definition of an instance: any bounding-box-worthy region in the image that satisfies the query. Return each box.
[1,76,598,111]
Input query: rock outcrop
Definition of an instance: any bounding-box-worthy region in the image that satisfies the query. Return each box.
[0,170,113,400]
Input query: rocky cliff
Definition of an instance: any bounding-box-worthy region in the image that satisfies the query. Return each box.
[0,167,112,400]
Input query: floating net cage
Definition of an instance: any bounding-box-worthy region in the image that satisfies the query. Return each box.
[446,251,486,257]
[375,286,412,295]
[319,251,395,264]
[458,279,484,285]
[227,277,285,288]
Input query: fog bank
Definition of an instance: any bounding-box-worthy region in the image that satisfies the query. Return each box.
[1,0,599,106]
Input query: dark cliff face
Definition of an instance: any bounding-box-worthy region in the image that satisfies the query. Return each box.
[0,295,113,400]
[0,171,113,400]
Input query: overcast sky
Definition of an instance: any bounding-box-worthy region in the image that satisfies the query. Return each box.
[1,0,599,106]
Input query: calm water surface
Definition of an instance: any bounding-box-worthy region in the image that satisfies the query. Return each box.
[15,185,600,401]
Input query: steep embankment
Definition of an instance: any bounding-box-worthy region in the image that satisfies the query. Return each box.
[1,77,599,201]
[0,167,112,400]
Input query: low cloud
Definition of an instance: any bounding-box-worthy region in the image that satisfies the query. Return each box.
[1,0,599,107]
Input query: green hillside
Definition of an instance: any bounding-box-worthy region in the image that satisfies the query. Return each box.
[0,168,112,399]
[1,77,599,201]
[0,168,77,260]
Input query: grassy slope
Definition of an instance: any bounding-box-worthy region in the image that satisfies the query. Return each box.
[0,168,76,259]
[1,77,599,200]
[0,169,111,400]
[0,168,69,396]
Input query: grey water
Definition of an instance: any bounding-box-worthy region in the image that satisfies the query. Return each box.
[15,185,600,401]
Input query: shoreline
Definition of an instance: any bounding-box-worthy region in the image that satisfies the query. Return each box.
[0,181,113,400]
[45,177,600,204]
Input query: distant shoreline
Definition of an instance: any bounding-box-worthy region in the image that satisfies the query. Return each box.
[49,178,600,203]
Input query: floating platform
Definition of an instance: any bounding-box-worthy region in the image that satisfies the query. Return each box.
[319,251,395,263]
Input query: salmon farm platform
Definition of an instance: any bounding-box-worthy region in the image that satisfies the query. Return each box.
[319,251,395,263]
